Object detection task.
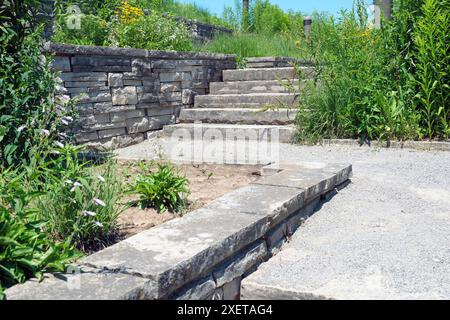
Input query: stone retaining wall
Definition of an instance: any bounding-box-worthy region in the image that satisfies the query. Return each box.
[47,43,236,149]
[4,162,352,300]
[175,17,233,43]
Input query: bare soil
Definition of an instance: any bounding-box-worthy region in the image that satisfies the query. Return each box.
[117,161,261,238]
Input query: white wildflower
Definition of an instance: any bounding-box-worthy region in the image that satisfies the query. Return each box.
[59,95,70,104]
[82,211,97,217]
[18,125,26,132]
[70,181,82,192]
[51,150,60,155]
[54,141,65,148]
[94,221,103,227]
[93,198,106,207]
[41,129,50,136]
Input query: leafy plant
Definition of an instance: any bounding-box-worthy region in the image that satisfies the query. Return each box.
[222,0,304,35]
[0,206,79,298]
[1,0,75,167]
[0,32,76,167]
[293,0,448,143]
[130,162,190,213]
[113,10,193,51]
[413,0,450,139]
[0,166,80,297]
[131,0,232,28]
[52,14,111,46]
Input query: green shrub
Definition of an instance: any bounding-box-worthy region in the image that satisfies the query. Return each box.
[0,166,80,298]
[125,0,231,28]
[52,14,111,46]
[413,0,450,138]
[293,0,447,143]
[294,0,449,142]
[0,30,75,166]
[223,0,304,35]
[113,12,193,51]
[130,162,190,213]
[251,0,301,35]
[0,0,124,294]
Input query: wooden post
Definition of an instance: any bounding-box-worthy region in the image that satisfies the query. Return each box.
[374,0,393,21]
[303,16,312,38]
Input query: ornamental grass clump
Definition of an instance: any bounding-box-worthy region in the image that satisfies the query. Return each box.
[130,162,190,213]
[33,146,124,253]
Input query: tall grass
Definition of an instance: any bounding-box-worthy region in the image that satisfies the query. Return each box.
[196,33,304,65]
[295,0,449,143]
[127,0,231,28]
[413,0,450,138]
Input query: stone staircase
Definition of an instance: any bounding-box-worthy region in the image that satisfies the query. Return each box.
[162,62,314,143]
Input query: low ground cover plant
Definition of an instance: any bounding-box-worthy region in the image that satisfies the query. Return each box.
[0,204,78,299]
[129,162,190,213]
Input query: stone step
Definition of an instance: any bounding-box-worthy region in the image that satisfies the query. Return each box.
[161,123,295,143]
[179,108,297,125]
[245,57,298,69]
[194,93,298,109]
[209,80,302,95]
[222,67,314,82]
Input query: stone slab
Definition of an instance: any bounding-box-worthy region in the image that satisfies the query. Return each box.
[210,80,302,95]
[223,68,299,82]
[213,241,268,287]
[4,271,153,300]
[162,123,295,144]
[194,93,298,108]
[253,163,352,201]
[179,108,297,125]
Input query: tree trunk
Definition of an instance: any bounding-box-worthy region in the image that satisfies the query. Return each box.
[242,0,250,31]
[374,0,393,20]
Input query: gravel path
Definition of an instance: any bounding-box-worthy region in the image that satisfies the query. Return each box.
[243,144,450,299]
[116,139,450,299]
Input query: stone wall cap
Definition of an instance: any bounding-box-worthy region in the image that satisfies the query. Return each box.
[44,43,237,60]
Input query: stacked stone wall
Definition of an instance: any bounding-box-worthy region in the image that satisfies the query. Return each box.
[47,44,236,149]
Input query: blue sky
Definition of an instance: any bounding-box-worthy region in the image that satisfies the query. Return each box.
[177,0,357,16]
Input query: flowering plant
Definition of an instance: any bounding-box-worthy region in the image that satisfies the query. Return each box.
[115,1,144,24]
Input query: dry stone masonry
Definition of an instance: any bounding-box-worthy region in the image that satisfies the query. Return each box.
[47,43,236,149]
[175,17,233,43]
